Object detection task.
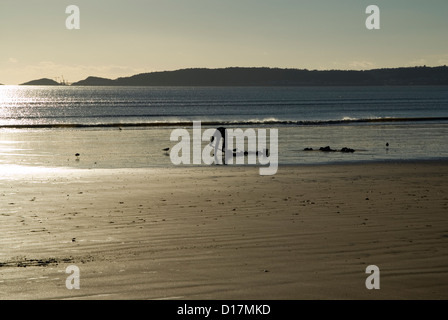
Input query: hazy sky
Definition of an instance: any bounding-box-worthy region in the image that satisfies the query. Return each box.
[1,0,447,84]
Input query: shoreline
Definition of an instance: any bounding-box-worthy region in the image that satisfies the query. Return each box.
[2,158,448,174]
[1,162,448,299]
[1,122,448,169]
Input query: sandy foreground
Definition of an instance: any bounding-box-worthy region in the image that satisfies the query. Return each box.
[0,162,447,300]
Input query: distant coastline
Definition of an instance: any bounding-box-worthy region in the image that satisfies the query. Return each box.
[16,66,448,86]
[20,78,62,86]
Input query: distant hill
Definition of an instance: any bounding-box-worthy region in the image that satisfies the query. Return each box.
[21,78,61,86]
[70,66,448,86]
[72,76,116,86]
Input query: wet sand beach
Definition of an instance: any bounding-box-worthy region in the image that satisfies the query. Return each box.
[1,162,447,300]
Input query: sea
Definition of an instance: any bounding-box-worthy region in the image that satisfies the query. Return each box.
[0,85,447,170]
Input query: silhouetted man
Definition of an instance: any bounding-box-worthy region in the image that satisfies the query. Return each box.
[210,126,227,164]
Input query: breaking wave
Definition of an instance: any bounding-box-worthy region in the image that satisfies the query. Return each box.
[1,116,448,129]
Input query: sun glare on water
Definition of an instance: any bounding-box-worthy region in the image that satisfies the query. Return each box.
[0,86,14,116]
[0,86,27,126]
[0,86,7,106]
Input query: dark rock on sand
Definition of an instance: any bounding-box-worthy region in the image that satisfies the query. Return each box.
[319,146,336,152]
